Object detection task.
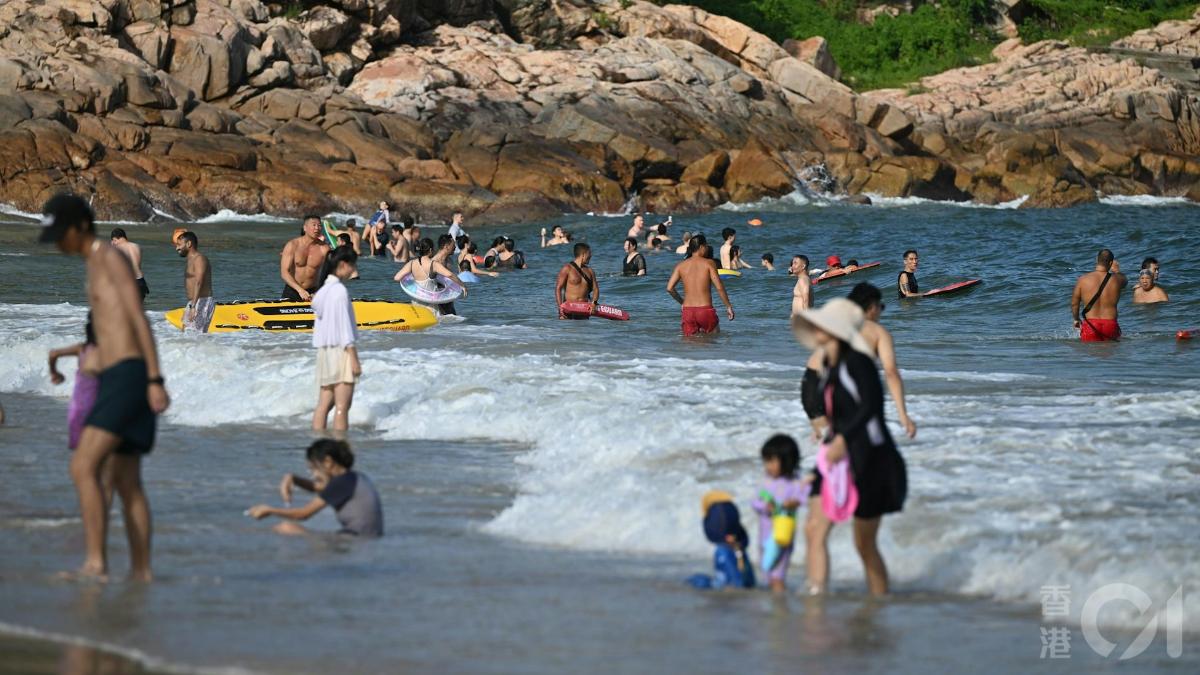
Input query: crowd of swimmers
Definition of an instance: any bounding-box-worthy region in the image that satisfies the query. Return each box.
[15,191,1176,594]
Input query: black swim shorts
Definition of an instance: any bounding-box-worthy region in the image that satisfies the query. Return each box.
[84,359,156,455]
[136,277,149,301]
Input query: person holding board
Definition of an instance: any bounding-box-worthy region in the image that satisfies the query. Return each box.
[555,243,599,319]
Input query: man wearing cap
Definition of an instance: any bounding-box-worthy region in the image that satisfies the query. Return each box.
[175,231,214,332]
[40,193,169,582]
[280,216,329,301]
[1132,258,1168,304]
[897,250,920,298]
[667,239,734,336]
[816,255,844,281]
[791,255,813,316]
[110,228,148,302]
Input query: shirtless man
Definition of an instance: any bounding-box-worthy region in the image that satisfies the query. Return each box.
[849,283,917,439]
[390,220,418,263]
[627,214,647,240]
[110,228,148,302]
[1132,258,1168,304]
[719,228,736,269]
[555,243,599,318]
[667,239,734,336]
[175,232,214,332]
[791,255,812,315]
[40,194,169,581]
[897,250,920,298]
[1071,248,1127,342]
[280,216,330,301]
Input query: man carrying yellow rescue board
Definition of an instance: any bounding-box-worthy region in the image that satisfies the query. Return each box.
[280,216,329,301]
[175,231,214,332]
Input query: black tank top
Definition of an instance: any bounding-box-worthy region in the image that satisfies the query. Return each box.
[623,253,646,276]
[898,271,918,298]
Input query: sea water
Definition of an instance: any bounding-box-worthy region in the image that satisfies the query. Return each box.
[0,197,1197,673]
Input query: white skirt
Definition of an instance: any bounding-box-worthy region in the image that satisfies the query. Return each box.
[315,347,357,387]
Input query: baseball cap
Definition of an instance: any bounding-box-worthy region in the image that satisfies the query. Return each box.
[826,255,842,267]
[38,193,94,243]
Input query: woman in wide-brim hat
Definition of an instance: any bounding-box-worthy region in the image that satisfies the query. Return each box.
[792,298,907,597]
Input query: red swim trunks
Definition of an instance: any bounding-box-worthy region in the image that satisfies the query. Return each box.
[681,306,719,336]
[1081,318,1121,342]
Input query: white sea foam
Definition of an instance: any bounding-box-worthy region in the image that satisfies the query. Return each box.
[0,302,1195,631]
[0,202,41,221]
[864,194,1029,209]
[1097,194,1196,207]
[196,210,291,224]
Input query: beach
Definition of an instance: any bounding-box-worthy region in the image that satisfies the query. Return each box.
[0,197,1197,673]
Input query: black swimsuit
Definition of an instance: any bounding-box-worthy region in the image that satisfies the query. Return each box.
[623,253,646,276]
[898,271,918,298]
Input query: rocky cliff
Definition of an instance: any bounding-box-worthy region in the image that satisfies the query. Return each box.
[3,1,1200,221]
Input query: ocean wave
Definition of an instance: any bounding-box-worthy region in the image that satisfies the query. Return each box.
[0,202,41,221]
[1097,194,1196,207]
[196,210,292,224]
[863,194,1029,209]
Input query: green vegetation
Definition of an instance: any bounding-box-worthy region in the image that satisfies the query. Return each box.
[681,1,1198,91]
[1019,0,1198,46]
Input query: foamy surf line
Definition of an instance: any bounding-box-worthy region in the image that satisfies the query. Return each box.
[0,622,262,675]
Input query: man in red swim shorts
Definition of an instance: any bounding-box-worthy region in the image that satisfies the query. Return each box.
[1072,248,1127,343]
[667,235,734,336]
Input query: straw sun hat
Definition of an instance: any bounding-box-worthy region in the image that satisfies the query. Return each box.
[792,298,873,356]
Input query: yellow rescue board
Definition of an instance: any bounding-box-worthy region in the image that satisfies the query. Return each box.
[164,300,438,333]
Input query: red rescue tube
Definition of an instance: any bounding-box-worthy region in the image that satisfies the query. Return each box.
[560,301,630,321]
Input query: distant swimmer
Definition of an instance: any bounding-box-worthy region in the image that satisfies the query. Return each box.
[675,231,693,255]
[719,228,737,269]
[761,253,775,271]
[897,250,919,298]
[849,283,917,439]
[175,232,214,333]
[627,214,647,240]
[41,194,170,582]
[791,255,812,315]
[648,222,670,245]
[110,228,148,302]
[367,202,390,257]
[1072,248,1127,342]
[541,225,571,247]
[728,245,752,270]
[495,238,527,269]
[818,255,844,280]
[845,259,860,272]
[448,210,466,243]
[667,238,734,336]
[386,224,404,261]
[556,243,599,318]
[1132,257,1168,304]
[327,219,362,255]
[623,237,647,276]
[280,216,330,301]
[390,218,419,263]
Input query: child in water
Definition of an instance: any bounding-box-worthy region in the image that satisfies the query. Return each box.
[248,439,383,537]
[751,434,812,592]
[48,319,99,451]
[687,491,756,590]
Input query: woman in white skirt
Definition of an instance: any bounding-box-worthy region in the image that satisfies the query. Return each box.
[311,246,361,432]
